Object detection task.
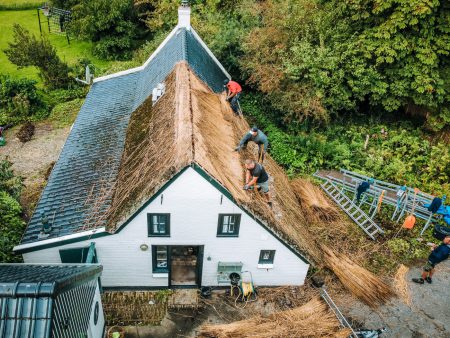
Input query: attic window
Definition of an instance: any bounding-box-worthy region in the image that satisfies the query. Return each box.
[152,83,166,105]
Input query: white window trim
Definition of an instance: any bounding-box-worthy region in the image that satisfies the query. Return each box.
[257,264,274,269]
[152,273,169,278]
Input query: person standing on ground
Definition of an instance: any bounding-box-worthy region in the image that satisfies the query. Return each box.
[412,236,450,284]
[243,159,272,208]
[223,79,242,115]
[235,127,269,162]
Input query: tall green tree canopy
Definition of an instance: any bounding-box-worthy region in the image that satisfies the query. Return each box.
[241,0,450,127]
[70,0,141,59]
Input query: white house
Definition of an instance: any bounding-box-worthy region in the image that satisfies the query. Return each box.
[14,4,310,290]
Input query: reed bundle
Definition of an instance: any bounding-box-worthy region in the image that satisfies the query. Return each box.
[393,264,411,306]
[321,246,394,306]
[291,178,341,223]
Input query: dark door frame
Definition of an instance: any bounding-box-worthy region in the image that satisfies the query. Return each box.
[168,245,204,289]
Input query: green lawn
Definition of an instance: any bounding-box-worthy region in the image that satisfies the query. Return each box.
[0,9,116,84]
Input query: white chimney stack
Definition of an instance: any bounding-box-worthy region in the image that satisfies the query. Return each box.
[178,1,191,28]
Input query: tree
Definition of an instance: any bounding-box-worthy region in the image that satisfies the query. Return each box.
[4,24,72,89]
[70,0,141,59]
[240,0,450,127]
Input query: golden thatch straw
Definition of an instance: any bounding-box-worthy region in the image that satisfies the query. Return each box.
[321,245,394,307]
[197,297,351,338]
[393,264,411,306]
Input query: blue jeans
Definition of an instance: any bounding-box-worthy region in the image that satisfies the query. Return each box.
[230,92,241,114]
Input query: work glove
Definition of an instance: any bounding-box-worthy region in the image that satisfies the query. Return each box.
[243,184,250,190]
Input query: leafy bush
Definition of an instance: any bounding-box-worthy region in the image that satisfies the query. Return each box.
[0,160,24,263]
[4,24,72,89]
[0,160,23,200]
[0,190,25,263]
[0,75,45,124]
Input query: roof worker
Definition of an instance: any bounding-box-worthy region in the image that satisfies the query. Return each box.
[235,126,269,163]
[243,159,272,208]
[412,235,450,284]
[223,79,242,115]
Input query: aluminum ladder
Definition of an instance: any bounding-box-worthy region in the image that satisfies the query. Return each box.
[320,178,384,240]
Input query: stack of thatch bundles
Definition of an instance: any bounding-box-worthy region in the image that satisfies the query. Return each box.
[321,246,394,306]
[291,178,341,223]
[197,297,351,338]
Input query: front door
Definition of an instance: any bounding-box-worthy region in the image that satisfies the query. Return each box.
[169,246,203,288]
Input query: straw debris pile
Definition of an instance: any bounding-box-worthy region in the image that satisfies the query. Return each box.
[197,297,351,338]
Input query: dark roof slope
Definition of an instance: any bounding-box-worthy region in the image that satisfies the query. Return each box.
[0,264,101,338]
[20,27,228,245]
[0,264,102,296]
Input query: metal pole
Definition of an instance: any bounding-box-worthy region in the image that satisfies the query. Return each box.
[37,9,42,34]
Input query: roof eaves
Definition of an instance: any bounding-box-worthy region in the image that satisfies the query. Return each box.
[13,227,109,254]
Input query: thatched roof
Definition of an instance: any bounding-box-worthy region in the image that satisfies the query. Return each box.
[106,62,316,262]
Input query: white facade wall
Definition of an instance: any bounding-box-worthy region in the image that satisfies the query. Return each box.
[24,167,309,287]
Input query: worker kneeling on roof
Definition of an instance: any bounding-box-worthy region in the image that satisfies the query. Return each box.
[223,79,242,115]
[243,159,272,208]
[235,127,269,163]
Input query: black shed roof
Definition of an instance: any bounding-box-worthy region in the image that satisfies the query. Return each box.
[0,264,102,338]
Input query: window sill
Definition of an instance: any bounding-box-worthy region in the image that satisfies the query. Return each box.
[152,273,169,278]
[216,234,239,237]
[257,264,274,269]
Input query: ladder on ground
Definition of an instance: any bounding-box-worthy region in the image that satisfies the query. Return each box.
[319,287,358,338]
[320,179,384,240]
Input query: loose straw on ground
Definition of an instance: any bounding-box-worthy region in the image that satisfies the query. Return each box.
[393,264,411,306]
[321,246,394,307]
[197,297,351,338]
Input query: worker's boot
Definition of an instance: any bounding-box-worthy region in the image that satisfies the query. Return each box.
[412,278,424,284]
[425,277,432,284]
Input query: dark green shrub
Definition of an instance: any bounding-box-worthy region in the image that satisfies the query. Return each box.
[0,75,44,122]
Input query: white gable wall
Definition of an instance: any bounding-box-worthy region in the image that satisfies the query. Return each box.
[23,167,309,287]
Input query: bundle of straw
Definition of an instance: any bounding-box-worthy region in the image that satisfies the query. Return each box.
[393,264,411,306]
[291,179,341,223]
[197,297,351,338]
[321,246,394,306]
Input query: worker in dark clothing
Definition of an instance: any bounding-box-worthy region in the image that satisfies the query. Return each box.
[412,236,450,284]
[356,178,374,202]
[243,159,272,208]
[235,127,269,162]
[223,79,242,115]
